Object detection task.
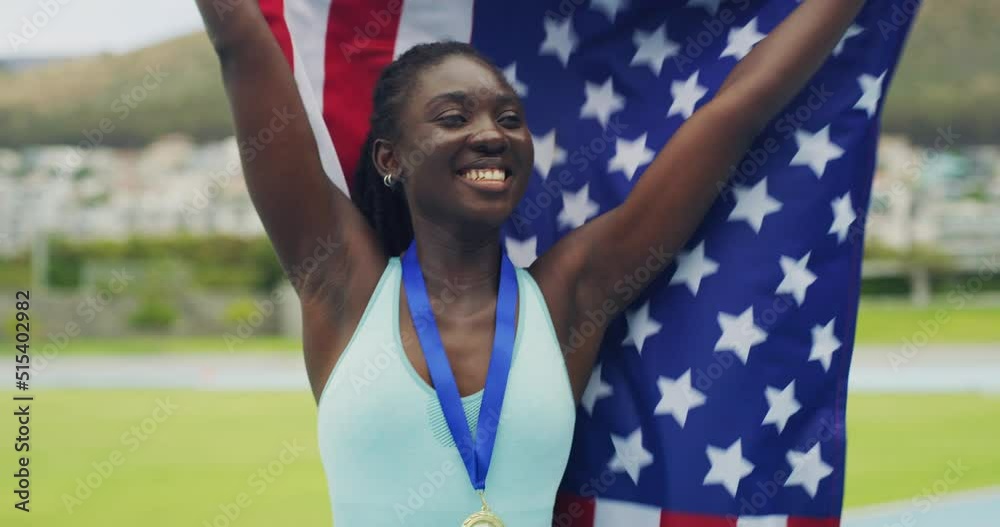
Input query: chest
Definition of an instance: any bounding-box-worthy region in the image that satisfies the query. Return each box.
[398,291,515,398]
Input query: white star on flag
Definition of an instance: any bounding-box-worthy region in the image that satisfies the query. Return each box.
[667,71,709,119]
[728,177,783,234]
[776,252,816,306]
[581,77,625,128]
[854,70,887,118]
[558,184,600,229]
[834,24,864,56]
[504,236,537,268]
[785,444,834,498]
[809,318,841,372]
[715,306,768,365]
[631,24,680,76]
[540,16,578,67]
[669,240,719,295]
[829,192,857,243]
[762,381,801,433]
[790,125,845,178]
[623,300,662,355]
[582,363,614,416]
[532,129,566,179]
[703,439,755,497]
[609,427,654,485]
[686,0,722,16]
[721,17,767,60]
[502,62,528,98]
[591,0,628,22]
[655,369,707,428]
[609,133,655,180]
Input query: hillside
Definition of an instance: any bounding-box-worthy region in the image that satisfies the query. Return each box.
[0,33,231,148]
[0,1,997,148]
[880,0,1000,145]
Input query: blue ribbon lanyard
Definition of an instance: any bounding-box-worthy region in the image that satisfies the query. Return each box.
[401,241,517,490]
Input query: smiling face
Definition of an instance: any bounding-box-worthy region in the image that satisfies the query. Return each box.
[374,54,533,234]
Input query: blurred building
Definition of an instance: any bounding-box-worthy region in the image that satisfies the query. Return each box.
[1,133,999,264]
[0,136,263,257]
[867,134,1000,270]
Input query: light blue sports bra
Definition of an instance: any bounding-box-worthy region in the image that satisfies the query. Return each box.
[317,258,576,526]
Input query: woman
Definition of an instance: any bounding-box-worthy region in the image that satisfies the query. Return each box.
[195,1,866,525]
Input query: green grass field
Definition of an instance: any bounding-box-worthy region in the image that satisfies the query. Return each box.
[853,303,1000,345]
[0,391,997,526]
[15,302,1000,357]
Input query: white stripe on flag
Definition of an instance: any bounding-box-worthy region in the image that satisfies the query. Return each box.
[738,515,788,527]
[393,0,476,58]
[594,498,661,527]
[284,0,349,194]
[284,0,332,114]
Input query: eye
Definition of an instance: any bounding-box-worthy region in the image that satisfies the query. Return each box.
[498,111,522,127]
[437,113,467,126]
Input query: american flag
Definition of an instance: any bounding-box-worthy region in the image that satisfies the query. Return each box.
[258,0,919,525]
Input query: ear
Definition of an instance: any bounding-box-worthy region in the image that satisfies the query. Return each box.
[372,138,399,178]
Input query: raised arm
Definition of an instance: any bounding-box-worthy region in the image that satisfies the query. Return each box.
[195,0,386,399]
[195,0,384,297]
[532,0,867,398]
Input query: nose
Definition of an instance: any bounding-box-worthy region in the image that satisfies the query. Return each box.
[468,117,508,155]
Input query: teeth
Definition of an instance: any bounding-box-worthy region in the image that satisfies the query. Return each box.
[460,168,506,182]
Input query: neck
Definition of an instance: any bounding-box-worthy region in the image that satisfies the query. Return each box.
[408,215,502,312]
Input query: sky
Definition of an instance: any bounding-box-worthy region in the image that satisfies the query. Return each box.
[1,0,204,59]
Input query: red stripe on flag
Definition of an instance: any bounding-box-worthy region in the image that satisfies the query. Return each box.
[322,0,402,191]
[661,511,736,526]
[788,517,840,527]
[257,0,294,67]
[550,497,842,527]
[553,493,596,527]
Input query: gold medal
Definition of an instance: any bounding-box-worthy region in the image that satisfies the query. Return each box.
[462,491,505,527]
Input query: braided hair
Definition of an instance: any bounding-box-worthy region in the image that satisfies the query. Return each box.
[350,41,513,257]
